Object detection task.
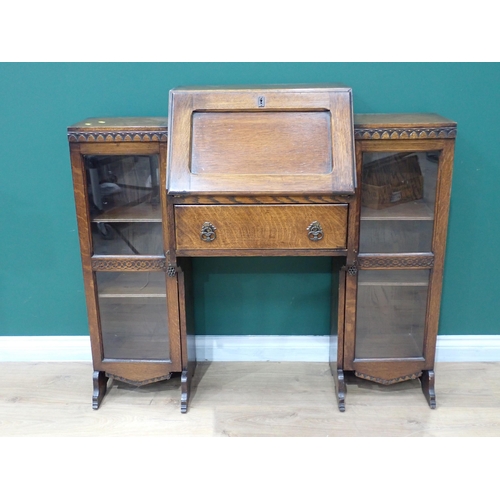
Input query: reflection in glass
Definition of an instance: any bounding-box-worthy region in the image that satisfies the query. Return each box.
[360,220,433,253]
[360,152,439,253]
[355,270,429,359]
[92,222,162,255]
[84,154,162,256]
[96,272,169,360]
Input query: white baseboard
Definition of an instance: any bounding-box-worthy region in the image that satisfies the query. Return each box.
[1,335,500,363]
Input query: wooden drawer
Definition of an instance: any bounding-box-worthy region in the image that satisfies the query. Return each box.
[174,204,348,253]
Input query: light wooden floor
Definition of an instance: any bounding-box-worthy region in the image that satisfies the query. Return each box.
[1,361,499,436]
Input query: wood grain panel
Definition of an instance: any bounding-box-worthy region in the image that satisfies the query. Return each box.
[174,204,348,252]
[191,111,332,175]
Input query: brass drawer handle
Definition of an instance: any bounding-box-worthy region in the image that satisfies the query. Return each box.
[307,221,323,241]
[200,222,217,242]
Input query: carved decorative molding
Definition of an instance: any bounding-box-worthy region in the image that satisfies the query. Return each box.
[355,371,422,385]
[91,257,166,271]
[354,127,457,140]
[171,195,353,205]
[68,131,168,143]
[358,255,434,268]
[106,373,172,387]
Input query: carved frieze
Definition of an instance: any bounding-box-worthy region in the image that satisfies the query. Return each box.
[355,371,423,385]
[354,127,456,140]
[68,131,168,142]
[91,258,166,271]
[357,255,434,268]
[106,373,172,387]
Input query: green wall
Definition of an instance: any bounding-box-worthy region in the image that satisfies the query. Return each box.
[1,63,499,336]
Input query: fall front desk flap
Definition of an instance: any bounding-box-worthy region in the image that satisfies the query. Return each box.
[167,85,356,196]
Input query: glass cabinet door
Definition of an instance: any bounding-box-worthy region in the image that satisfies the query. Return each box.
[83,153,170,362]
[96,271,170,361]
[84,154,162,255]
[359,151,439,253]
[355,270,429,359]
[353,149,439,364]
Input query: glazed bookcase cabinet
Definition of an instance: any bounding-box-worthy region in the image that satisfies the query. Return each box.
[332,113,457,411]
[68,88,456,413]
[68,118,183,410]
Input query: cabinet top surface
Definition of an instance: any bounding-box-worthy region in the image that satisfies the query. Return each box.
[354,113,456,129]
[170,83,351,93]
[68,117,168,132]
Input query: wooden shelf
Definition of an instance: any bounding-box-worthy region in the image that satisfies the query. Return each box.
[360,151,438,222]
[99,297,170,360]
[97,272,166,298]
[361,199,434,221]
[355,331,424,359]
[92,202,161,223]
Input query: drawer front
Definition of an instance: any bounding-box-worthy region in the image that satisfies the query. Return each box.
[174,204,348,251]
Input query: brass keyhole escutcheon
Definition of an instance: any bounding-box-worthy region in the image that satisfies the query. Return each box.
[307,221,323,241]
[200,222,217,242]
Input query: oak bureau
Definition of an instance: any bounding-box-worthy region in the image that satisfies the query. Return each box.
[68,84,456,412]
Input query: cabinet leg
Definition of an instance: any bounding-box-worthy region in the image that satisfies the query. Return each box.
[180,370,189,414]
[335,368,346,412]
[180,361,196,414]
[92,370,108,410]
[420,370,436,409]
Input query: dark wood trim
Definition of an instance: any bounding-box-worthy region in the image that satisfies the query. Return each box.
[70,144,104,368]
[354,370,422,385]
[352,359,426,384]
[92,371,108,410]
[166,195,178,264]
[420,370,437,409]
[354,113,457,141]
[68,130,168,143]
[160,142,170,252]
[335,369,346,412]
[354,127,456,140]
[170,195,354,205]
[331,266,347,412]
[357,253,434,269]
[342,142,363,371]
[106,372,172,387]
[423,139,455,368]
[100,362,175,385]
[67,117,168,143]
[91,256,166,271]
[335,266,347,371]
[177,259,197,413]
